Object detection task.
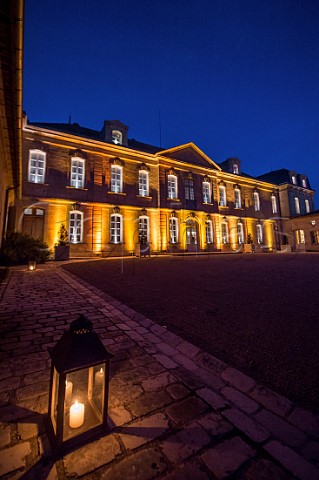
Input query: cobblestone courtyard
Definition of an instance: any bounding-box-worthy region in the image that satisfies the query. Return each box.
[64,253,319,411]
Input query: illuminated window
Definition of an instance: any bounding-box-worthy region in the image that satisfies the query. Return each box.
[254,191,260,211]
[291,175,297,185]
[168,174,178,199]
[233,164,239,174]
[71,157,85,188]
[110,214,122,243]
[295,197,300,215]
[139,216,149,243]
[28,149,46,184]
[206,220,213,244]
[112,130,122,145]
[169,217,178,243]
[302,178,307,188]
[295,229,305,244]
[305,199,310,213]
[203,181,211,203]
[111,165,123,193]
[256,224,263,244]
[219,185,227,206]
[310,231,319,244]
[185,179,195,201]
[271,194,277,214]
[234,188,241,208]
[237,222,244,244]
[221,221,229,243]
[139,170,149,196]
[69,211,83,243]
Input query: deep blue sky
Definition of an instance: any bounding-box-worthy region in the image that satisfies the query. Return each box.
[24,0,319,203]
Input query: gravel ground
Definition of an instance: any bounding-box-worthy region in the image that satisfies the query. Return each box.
[63,253,319,411]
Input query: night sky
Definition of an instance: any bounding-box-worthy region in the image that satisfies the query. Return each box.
[24,0,319,204]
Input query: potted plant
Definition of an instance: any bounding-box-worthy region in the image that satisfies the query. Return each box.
[54,224,70,261]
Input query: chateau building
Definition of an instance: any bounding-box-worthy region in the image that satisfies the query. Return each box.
[14,115,316,257]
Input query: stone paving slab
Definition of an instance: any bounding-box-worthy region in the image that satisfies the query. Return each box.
[0,262,319,479]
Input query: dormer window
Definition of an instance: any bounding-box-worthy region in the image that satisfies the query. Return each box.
[291,175,297,185]
[302,178,307,188]
[112,130,122,145]
[233,164,239,174]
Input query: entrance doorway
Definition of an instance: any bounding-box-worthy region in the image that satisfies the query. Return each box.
[186,218,198,252]
[22,207,44,239]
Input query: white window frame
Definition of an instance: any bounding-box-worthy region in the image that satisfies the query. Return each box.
[206,220,213,244]
[291,175,297,185]
[138,170,149,197]
[234,188,241,208]
[168,174,178,199]
[305,199,310,213]
[112,130,122,145]
[254,191,260,211]
[302,178,307,188]
[71,157,85,188]
[221,221,229,244]
[295,229,305,244]
[295,197,300,215]
[271,195,277,214]
[237,222,244,244]
[202,181,211,203]
[169,217,178,244]
[233,164,239,174]
[111,165,123,193]
[69,211,83,244]
[110,214,123,243]
[219,185,227,207]
[256,224,263,244]
[138,215,149,242]
[28,149,46,184]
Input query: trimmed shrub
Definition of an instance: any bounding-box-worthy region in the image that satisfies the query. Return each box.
[0,232,51,265]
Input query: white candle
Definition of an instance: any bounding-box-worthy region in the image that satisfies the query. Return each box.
[69,401,85,428]
[65,380,73,403]
[95,367,104,386]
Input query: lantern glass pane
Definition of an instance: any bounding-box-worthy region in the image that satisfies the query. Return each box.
[50,367,59,433]
[62,364,105,441]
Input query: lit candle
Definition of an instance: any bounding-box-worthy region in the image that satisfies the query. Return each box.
[95,367,104,386]
[65,380,73,403]
[69,400,85,428]
[29,265,34,271]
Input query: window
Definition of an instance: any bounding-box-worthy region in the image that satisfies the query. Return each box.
[234,188,241,208]
[112,130,122,145]
[169,217,178,243]
[254,191,260,211]
[295,229,305,244]
[294,197,300,215]
[256,224,263,244]
[69,211,83,243]
[271,195,277,214]
[110,214,122,243]
[302,178,307,188]
[219,185,227,206]
[28,149,46,183]
[185,179,195,201]
[206,220,213,244]
[310,231,319,244]
[237,222,244,244]
[221,221,229,244]
[111,165,123,193]
[305,199,310,213]
[139,216,149,242]
[139,170,149,196]
[71,157,85,188]
[233,164,239,174]
[291,175,297,185]
[202,181,211,203]
[168,174,178,199]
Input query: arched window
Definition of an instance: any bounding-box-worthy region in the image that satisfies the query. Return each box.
[234,188,241,208]
[203,181,211,203]
[139,170,149,196]
[112,130,122,145]
[138,215,149,243]
[110,214,122,243]
[237,222,244,244]
[221,220,229,244]
[168,174,178,199]
[69,211,83,243]
[254,191,260,211]
[206,220,213,244]
[219,185,227,206]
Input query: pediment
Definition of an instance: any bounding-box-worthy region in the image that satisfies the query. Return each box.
[157,143,221,170]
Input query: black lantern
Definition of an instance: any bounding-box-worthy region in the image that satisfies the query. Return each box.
[48,315,113,450]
